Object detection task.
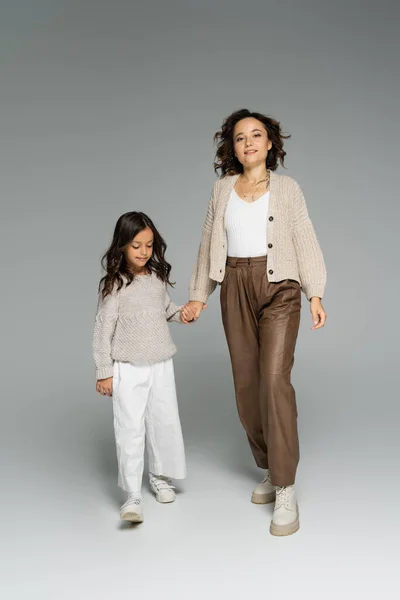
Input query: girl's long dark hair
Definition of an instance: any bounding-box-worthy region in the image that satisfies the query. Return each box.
[99,212,173,299]
[213,108,291,176]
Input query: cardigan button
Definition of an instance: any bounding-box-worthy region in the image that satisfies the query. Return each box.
[269,269,274,275]
[269,216,274,221]
[268,243,273,248]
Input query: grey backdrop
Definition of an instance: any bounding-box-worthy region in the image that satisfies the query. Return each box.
[1,1,399,598]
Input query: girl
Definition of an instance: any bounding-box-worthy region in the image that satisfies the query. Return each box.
[184,109,327,536]
[93,211,194,523]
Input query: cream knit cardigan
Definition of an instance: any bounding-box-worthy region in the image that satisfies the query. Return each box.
[190,171,326,303]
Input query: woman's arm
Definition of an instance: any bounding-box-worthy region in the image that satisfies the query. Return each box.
[189,182,219,305]
[92,287,119,380]
[291,180,327,301]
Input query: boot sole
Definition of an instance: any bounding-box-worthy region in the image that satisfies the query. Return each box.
[120,511,144,523]
[269,506,300,537]
[251,491,276,505]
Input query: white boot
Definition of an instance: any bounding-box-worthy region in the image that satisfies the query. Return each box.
[270,485,299,536]
[149,476,176,503]
[251,470,276,504]
[120,494,144,523]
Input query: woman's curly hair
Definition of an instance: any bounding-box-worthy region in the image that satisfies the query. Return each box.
[213,109,291,176]
[99,212,173,299]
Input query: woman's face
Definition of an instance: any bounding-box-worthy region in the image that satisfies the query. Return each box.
[233,117,272,168]
[124,226,154,273]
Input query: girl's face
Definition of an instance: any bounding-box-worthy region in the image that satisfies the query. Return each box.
[124,226,154,273]
[233,117,272,168]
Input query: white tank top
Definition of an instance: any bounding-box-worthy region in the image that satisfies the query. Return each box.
[225,189,269,257]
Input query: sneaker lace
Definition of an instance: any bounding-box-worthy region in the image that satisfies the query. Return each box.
[122,495,141,509]
[150,477,175,492]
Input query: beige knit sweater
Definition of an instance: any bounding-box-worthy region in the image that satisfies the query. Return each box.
[190,171,326,302]
[93,273,182,380]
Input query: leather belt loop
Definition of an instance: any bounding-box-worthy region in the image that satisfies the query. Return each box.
[227,257,238,268]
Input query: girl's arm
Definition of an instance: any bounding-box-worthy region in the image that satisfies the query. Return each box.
[164,289,183,323]
[291,179,327,301]
[92,287,119,379]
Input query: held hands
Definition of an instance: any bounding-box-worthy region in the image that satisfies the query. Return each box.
[310,297,327,330]
[180,301,207,324]
[96,377,113,397]
[96,304,206,398]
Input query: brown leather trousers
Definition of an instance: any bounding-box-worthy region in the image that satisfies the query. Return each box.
[220,256,301,487]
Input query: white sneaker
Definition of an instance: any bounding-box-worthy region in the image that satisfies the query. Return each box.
[149,476,176,503]
[270,485,299,536]
[120,495,144,523]
[251,470,276,504]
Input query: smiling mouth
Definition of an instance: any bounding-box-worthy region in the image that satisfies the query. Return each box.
[245,149,258,155]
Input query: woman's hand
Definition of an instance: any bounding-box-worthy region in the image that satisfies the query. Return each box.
[310,297,327,330]
[96,377,113,396]
[181,301,207,323]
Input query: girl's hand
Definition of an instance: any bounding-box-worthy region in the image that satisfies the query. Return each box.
[96,377,113,396]
[180,304,197,324]
[310,297,327,330]
[181,301,207,323]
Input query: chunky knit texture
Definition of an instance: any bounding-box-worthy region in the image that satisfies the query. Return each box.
[93,273,182,380]
[190,171,327,302]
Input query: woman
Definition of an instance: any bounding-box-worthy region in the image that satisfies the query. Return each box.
[184,109,327,537]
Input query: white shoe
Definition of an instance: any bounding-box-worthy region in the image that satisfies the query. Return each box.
[270,485,299,536]
[120,495,144,523]
[149,476,176,503]
[251,470,276,504]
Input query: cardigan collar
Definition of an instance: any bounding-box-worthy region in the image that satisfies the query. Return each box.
[217,169,277,215]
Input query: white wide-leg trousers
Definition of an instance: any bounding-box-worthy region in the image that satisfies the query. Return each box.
[112,359,186,492]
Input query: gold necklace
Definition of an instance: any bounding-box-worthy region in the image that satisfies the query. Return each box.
[239,171,270,202]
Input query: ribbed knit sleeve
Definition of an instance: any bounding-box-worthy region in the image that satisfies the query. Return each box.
[165,289,182,323]
[189,182,219,303]
[291,180,327,300]
[92,287,119,380]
